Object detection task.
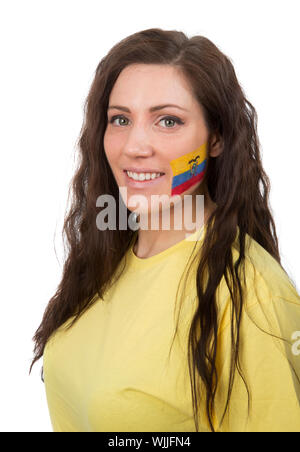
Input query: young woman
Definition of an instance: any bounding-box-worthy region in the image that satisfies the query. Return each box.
[29,28,300,432]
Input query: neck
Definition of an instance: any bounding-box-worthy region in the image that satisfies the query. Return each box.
[132,184,216,259]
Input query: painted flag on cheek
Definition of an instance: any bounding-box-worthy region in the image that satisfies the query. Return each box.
[170,142,208,196]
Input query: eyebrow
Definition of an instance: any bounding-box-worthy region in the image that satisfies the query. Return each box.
[107,104,189,112]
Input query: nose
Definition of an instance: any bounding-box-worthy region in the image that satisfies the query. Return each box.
[122,122,154,158]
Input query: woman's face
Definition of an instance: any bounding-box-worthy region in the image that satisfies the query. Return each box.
[103,63,210,215]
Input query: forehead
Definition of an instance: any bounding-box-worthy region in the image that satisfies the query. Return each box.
[109,64,198,111]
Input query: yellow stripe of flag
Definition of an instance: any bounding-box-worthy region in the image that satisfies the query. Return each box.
[170,142,207,177]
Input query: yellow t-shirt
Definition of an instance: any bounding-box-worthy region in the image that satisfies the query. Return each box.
[43,224,300,432]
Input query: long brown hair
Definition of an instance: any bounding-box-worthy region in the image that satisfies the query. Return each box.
[29,28,296,431]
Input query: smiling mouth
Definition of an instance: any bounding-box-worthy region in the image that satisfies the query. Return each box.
[123,170,165,182]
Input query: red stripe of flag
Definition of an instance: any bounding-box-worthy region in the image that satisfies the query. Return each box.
[171,170,205,196]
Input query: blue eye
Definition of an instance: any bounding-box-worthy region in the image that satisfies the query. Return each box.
[159,116,184,128]
[108,115,184,128]
[109,115,129,126]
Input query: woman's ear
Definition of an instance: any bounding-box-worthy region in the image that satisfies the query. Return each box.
[209,135,223,157]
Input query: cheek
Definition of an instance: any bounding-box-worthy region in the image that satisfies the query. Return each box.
[169,142,208,196]
[103,134,120,167]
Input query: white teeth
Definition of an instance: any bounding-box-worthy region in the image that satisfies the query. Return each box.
[126,171,163,181]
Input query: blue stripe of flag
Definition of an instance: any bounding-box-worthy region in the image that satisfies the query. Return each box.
[172,159,207,188]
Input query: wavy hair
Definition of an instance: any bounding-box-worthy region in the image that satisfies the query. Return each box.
[29,28,294,431]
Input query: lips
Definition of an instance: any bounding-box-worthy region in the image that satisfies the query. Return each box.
[123,170,166,187]
[123,169,165,175]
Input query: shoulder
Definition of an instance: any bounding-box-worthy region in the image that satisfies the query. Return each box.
[234,229,300,305]
[216,229,300,335]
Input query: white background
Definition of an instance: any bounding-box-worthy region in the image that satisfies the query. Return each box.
[0,0,299,432]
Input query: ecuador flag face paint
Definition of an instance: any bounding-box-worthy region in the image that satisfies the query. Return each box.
[170,142,207,196]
